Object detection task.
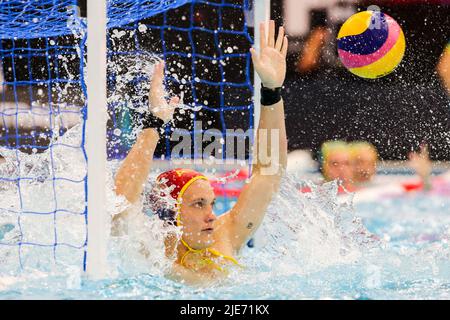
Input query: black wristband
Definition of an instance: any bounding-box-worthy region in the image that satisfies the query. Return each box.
[142,112,165,130]
[261,85,282,106]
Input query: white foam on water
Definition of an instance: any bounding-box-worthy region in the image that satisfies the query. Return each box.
[0,121,380,281]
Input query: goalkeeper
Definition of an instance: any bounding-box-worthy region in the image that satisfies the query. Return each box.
[113,20,288,284]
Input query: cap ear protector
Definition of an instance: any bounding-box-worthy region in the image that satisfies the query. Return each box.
[156,207,176,225]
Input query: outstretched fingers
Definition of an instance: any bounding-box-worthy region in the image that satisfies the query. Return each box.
[250,47,261,67]
[149,61,168,111]
[150,61,165,92]
[259,22,266,50]
[267,20,275,47]
[281,36,288,57]
[154,61,165,80]
[260,21,287,55]
[275,26,284,51]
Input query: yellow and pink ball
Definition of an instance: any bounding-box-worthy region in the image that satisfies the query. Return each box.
[337,10,406,79]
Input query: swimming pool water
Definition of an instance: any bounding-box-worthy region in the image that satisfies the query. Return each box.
[1,175,449,300]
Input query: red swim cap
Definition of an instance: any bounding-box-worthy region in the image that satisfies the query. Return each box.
[156,168,209,202]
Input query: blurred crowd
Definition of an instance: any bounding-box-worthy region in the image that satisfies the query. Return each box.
[317,140,440,193]
[279,0,450,161]
[295,0,450,191]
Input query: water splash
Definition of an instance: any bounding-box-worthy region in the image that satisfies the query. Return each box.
[1,56,449,297]
[0,121,380,277]
[248,174,380,276]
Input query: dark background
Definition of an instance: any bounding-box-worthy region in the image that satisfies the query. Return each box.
[272,0,450,160]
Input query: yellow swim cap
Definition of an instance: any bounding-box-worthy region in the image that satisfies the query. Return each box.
[348,141,378,160]
[320,140,348,164]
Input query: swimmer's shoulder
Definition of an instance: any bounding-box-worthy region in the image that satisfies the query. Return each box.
[214,212,242,254]
[215,210,234,236]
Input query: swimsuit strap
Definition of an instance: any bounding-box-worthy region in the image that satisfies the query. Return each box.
[179,238,242,271]
[206,247,242,267]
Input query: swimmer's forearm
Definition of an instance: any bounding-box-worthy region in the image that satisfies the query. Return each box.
[115,128,159,204]
[253,99,288,176]
[226,99,287,249]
